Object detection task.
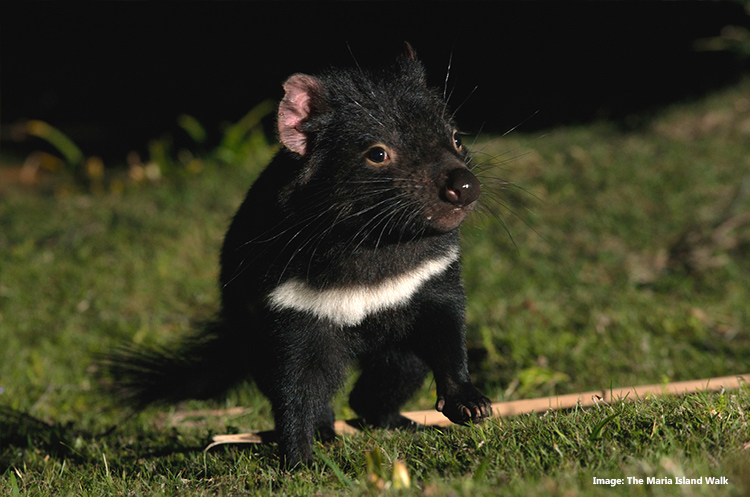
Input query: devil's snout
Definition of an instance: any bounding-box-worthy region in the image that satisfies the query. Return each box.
[443,168,480,206]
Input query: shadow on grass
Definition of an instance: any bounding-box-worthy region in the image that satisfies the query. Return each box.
[0,406,208,474]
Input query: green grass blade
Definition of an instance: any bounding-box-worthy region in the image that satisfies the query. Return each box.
[312,445,354,489]
[26,120,84,165]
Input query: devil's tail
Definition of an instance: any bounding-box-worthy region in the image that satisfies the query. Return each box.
[101,319,252,409]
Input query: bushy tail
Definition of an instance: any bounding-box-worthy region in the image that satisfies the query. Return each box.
[101,320,253,409]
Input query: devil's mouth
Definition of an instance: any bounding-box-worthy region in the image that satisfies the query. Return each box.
[426,202,476,232]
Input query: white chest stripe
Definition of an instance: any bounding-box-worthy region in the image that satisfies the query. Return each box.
[267,247,459,327]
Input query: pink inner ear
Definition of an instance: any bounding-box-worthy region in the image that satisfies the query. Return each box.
[278,74,321,156]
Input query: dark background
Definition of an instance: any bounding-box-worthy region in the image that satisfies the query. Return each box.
[2,1,749,164]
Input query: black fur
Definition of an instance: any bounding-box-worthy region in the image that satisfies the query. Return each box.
[105,46,492,466]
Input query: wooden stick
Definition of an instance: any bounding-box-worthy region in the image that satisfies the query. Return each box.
[394,374,750,429]
[207,374,750,448]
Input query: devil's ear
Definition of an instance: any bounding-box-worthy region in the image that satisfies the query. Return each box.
[277,74,325,156]
[399,42,426,86]
[403,41,417,62]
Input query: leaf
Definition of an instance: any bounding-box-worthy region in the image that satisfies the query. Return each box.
[589,412,622,441]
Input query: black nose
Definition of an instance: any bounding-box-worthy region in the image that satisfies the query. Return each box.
[444,168,480,206]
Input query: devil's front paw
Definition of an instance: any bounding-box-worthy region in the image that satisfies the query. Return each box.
[436,386,493,425]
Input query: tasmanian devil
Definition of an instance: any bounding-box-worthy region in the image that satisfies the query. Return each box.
[106,44,493,466]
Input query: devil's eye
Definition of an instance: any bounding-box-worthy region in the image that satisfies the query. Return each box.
[367,147,387,163]
[452,131,463,151]
[365,145,391,166]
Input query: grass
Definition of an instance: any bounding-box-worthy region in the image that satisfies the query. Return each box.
[2,77,750,495]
